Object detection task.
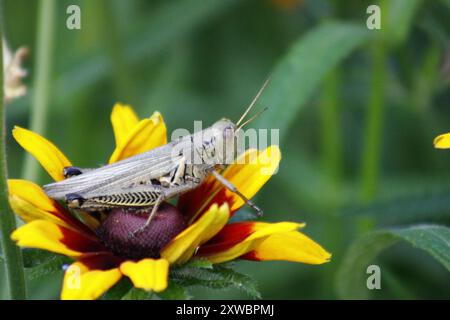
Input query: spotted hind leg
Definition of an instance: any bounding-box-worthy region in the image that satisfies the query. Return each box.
[128,194,164,238]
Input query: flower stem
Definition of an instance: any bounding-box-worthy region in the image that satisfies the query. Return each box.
[319,68,344,298]
[22,0,56,182]
[0,2,27,299]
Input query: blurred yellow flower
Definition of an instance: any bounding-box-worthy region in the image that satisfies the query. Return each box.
[3,39,28,103]
[434,133,450,149]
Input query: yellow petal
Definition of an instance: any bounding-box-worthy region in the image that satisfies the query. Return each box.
[161,203,229,264]
[225,146,281,211]
[120,259,169,292]
[8,179,70,227]
[8,179,93,234]
[110,103,139,147]
[11,220,102,257]
[109,112,167,163]
[61,261,122,300]
[12,126,72,181]
[8,180,56,214]
[434,133,450,149]
[198,221,304,264]
[244,231,331,264]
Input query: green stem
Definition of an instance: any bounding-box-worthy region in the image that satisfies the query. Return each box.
[22,0,56,182]
[319,68,344,298]
[0,3,27,299]
[320,69,342,200]
[360,40,387,203]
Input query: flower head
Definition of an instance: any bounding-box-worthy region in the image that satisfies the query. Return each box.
[9,103,331,299]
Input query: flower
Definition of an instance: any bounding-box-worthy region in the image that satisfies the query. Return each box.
[434,133,450,149]
[9,103,331,300]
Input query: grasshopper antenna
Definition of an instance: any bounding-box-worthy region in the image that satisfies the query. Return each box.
[236,76,271,127]
[237,107,268,130]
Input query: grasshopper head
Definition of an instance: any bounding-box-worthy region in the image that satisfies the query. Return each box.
[210,118,237,165]
[212,118,236,138]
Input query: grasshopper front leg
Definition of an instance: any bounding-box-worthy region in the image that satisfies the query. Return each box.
[210,170,263,217]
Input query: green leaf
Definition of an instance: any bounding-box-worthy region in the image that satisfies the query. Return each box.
[157,282,193,300]
[108,277,193,300]
[121,287,153,300]
[171,264,261,299]
[394,225,450,268]
[106,280,190,300]
[22,249,57,268]
[336,225,450,299]
[102,278,132,300]
[26,255,68,282]
[254,22,371,140]
[23,250,71,283]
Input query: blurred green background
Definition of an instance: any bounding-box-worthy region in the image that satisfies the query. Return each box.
[2,0,450,299]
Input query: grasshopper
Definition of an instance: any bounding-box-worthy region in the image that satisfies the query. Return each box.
[44,79,269,236]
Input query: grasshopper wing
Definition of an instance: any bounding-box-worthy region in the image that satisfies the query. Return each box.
[43,142,182,200]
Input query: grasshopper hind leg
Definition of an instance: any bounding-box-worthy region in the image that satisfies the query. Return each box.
[128,194,164,238]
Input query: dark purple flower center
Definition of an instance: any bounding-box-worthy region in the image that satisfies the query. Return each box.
[96,203,186,260]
